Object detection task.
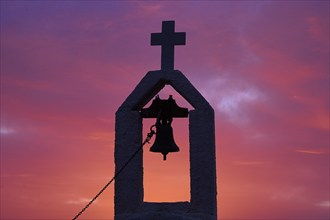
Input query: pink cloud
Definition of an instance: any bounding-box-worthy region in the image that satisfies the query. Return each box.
[296,149,326,155]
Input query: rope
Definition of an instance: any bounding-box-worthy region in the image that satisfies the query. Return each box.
[72,126,156,220]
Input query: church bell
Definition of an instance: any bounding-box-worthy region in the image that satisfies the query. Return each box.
[141,95,189,160]
[150,119,180,160]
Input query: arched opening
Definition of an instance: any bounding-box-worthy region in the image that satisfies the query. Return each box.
[142,85,192,202]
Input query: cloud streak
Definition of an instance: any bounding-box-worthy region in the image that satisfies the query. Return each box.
[296,149,326,155]
[66,198,95,205]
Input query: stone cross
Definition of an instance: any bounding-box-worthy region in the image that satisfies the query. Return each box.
[151,21,186,70]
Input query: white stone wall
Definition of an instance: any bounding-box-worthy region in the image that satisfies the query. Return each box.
[114,70,217,220]
[114,110,143,215]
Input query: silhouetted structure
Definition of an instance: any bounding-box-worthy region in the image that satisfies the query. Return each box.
[114,21,217,220]
[151,21,186,70]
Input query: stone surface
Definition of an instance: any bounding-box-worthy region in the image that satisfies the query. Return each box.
[114,110,143,215]
[189,109,217,215]
[116,212,214,220]
[118,70,212,111]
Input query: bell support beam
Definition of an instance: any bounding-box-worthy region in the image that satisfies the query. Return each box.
[141,95,188,119]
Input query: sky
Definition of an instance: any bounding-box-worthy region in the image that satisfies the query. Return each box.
[0,1,329,219]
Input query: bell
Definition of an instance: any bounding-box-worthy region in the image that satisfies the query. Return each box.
[150,120,180,160]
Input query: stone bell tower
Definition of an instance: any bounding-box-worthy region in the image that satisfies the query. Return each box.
[114,20,217,220]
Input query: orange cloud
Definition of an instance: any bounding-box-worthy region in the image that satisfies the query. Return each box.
[232,160,264,165]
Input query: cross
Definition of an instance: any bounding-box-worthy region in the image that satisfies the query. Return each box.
[151,21,186,71]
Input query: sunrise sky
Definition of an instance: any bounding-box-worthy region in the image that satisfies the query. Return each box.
[1,1,329,219]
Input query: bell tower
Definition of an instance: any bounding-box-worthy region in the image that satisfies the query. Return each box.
[114,20,217,220]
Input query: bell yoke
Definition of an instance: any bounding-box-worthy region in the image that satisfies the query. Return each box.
[141,95,188,160]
